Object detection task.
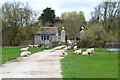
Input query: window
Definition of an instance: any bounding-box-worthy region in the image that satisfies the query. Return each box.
[47,35,49,40]
[41,35,44,40]
[41,35,49,40]
[44,35,46,40]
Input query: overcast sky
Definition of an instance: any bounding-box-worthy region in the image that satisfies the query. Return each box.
[0,0,104,21]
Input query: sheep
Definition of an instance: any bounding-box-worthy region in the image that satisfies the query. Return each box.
[33,45,38,48]
[20,51,32,57]
[60,51,68,57]
[74,45,77,50]
[82,51,89,56]
[20,47,29,51]
[86,48,94,56]
[20,51,28,57]
[28,44,33,47]
[26,51,32,55]
[74,49,82,54]
[29,44,38,48]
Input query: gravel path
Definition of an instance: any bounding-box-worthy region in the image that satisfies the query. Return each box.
[0,45,66,78]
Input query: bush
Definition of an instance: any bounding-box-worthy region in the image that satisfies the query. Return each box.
[77,40,106,48]
[78,22,118,48]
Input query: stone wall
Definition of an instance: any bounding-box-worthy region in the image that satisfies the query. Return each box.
[34,34,60,48]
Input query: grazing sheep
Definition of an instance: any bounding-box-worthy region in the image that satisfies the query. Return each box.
[28,44,33,47]
[86,48,94,56]
[20,51,28,57]
[20,51,32,57]
[34,45,38,48]
[60,51,68,57]
[74,45,77,50]
[74,49,82,54]
[20,47,29,51]
[29,44,38,48]
[26,51,32,55]
[82,51,89,56]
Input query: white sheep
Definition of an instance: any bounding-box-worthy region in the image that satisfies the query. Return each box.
[86,48,94,56]
[26,51,32,55]
[28,44,38,48]
[20,51,28,57]
[82,51,88,56]
[60,51,68,57]
[20,47,29,51]
[33,45,38,48]
[74,45,77,50]
[74,49,82,54]
[28,44,33,47]
[20,51,32,57]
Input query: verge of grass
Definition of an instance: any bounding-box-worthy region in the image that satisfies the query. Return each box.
[0,45,62,65]
[0,47,2,64]
[61,48,118,78]
[1,47,43,64]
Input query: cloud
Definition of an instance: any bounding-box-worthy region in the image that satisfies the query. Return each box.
[53,6,95,21]
[0,0,102,21]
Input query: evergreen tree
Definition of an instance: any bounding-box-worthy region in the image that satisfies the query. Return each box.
[39,7,56,26]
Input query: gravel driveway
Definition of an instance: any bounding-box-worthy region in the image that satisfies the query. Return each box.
[0,45,66,78]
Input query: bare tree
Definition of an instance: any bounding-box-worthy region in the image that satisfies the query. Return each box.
[2,2,39,46]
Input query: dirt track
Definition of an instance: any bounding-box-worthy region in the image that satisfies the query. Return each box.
[0,45,66,78]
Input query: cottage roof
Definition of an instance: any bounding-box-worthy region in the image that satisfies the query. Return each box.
[36,27,58,35]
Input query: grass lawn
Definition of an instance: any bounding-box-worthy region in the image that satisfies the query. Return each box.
[0,47,43,64]
[61,48,118,78]
[0,45,62,64]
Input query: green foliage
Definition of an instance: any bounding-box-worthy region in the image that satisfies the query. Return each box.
[90,1,119,41]
[84,23,106,41]
[38,7,57,26]
[82,21,118,47]
[61,48,118,78]
[2,2,38,46]
[56,11,86,40]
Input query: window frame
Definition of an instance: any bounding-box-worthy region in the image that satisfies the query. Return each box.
[41,35,49,40]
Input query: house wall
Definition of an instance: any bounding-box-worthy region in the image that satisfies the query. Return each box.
[34,34,60,48]
[34,35,41,45]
